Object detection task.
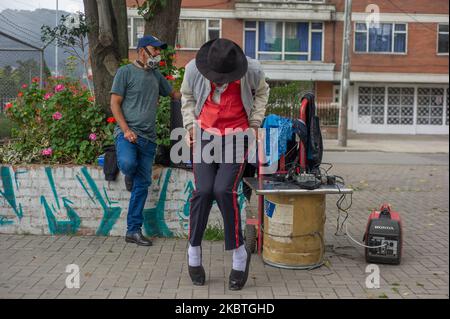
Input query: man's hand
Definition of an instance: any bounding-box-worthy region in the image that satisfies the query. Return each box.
[124,128,138,144]
[170,90,182,101]
[250,126,260,143]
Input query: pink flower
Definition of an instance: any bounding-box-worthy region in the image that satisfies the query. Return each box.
[44,93,53,100]
[21,84,28,89]
[52,112,62,120]
[41,148,53,156]
[89,133,97,141]
[54,84,65,93]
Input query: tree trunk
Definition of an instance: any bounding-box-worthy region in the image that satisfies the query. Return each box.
[83,0,128,115]
[143,1,182,47]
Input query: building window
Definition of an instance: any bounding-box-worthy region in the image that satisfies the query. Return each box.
[358,87,385,125]
[244,21,323,61]
[417,88,444,126]
[355,23,407,54]
[387,87,414,125]
[176,19,220,49]
[438,24,449,54]
[127,17,145,48]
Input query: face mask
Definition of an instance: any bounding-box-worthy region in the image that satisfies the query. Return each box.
[143,47,161,70]
[146,54,161,69]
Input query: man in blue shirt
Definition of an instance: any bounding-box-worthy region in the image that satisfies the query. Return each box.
[110,35,180,246]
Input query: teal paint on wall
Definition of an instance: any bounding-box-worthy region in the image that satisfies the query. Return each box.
[79,167,122,236]
[0,166,23,221]
[0,216,14,226]
[45,167,61,210]
[176,180,194,231]
[40,167,81,235]
[143,168,174,237]
[41,196,81,235]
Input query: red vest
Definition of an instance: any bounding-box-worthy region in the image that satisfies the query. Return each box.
[198,80,249,135]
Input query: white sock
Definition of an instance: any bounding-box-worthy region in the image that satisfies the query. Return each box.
[188,244,201,267]
[232,244,248,271]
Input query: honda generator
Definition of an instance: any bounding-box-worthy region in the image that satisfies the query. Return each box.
[364,204,403,265]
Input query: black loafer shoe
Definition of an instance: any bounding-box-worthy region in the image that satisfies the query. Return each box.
[188,265,206,286]
[125,231,152,246]
[229,247,251,291]
[187,246,205,286]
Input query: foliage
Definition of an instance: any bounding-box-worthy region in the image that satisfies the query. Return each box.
[158,45,185,91]
[135,0,167,20]
[41,12,93,93]
[0,113,14,139]
[0,60,51,97]
[203,224,225,241]
[266,81,313,118]
[0,76,115,165]
[156,96,171,147]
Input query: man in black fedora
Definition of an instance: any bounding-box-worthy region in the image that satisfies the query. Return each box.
[180,38,269,290]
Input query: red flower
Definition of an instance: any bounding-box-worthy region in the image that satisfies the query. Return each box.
[107,117,116,124]
[159,61,166,67]
[88,96,95,102]
[32,77,40,83]
[21,84,28,89]
[17,92,23,97]
[4,103,12,111]
[165,75,175,81]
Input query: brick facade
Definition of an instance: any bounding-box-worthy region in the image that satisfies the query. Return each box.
[125,0,449,134]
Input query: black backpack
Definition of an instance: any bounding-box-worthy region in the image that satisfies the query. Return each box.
[103,144,119,181]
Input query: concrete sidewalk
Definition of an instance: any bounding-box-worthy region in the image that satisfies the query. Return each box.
[0,161,448,299]
[324,134,449,154]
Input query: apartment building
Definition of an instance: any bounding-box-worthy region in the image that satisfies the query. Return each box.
[126,0,449,135]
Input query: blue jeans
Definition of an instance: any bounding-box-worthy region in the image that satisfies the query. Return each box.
[115,133,157,234]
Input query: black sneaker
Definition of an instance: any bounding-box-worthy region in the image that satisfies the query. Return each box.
[125,175,133,192]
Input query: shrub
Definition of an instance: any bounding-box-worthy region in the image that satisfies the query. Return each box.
[0,113,14,139]
[157,46,184,147]
[0,76,115,165]
[267,81,313,118]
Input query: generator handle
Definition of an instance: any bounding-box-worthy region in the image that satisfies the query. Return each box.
[379,203,392,219]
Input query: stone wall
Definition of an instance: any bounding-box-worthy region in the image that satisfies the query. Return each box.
[0,165,249,237]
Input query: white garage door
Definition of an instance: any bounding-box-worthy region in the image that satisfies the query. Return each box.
[355,85,449,134]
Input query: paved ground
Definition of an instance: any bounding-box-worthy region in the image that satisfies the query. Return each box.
[0,152,448,299]
[324,134,449,154]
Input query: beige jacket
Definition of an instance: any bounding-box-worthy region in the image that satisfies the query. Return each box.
[180,57,270,130]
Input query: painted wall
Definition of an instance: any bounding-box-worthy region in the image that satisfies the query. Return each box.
[0,165,249,237]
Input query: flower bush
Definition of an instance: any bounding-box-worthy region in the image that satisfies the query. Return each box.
[156,46,184,147]
[0,76,115,164]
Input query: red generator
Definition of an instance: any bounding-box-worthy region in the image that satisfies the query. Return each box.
[364,204,403,265]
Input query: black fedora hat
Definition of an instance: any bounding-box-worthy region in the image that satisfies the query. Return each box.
[196,38,248,83]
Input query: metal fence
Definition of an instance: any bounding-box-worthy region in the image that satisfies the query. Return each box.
[0,30,44,114]
[266,97,340,127]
